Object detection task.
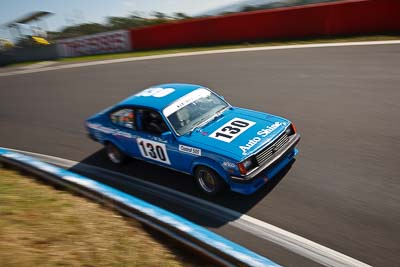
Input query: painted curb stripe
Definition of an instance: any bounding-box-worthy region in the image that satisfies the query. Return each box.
[1,147,373,267]
[0,148,280,267]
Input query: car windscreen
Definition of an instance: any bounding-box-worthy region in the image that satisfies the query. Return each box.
[163,88,228,136]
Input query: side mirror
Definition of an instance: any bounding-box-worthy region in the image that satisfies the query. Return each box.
[161,131,174,142]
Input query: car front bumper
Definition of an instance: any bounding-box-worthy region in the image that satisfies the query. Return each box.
[230,133,300,195]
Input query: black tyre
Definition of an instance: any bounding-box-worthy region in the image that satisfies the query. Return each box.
[106,142,127,164]
[195,166,226,196]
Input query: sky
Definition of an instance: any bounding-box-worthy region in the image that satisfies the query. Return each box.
[0,0,240,40]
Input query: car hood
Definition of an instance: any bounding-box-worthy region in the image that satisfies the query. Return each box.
[181,107,290,161]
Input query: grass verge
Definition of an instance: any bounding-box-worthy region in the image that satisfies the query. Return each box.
[0,167,212,267]
[58,34,400,63]
[6,34,400,68]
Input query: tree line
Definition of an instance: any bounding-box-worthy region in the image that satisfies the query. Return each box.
[49,0,340,40]
[227,0,340,15]
[49,12,191,40]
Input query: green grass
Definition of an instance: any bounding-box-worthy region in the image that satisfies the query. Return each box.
[6,34,400,68]
[58,34,400,63]
[0,167,211,267]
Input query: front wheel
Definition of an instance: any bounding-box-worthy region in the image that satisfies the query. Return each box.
[106,142,127,164]
[195,166,226,196]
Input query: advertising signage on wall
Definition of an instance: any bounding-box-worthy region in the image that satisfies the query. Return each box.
[57,30,131,57]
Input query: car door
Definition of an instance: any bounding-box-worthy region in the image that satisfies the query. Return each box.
[135,108,182,170]
[108,107,141,157]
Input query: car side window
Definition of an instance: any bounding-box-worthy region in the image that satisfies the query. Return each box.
[110,108,136,130]
[137,109,168,135]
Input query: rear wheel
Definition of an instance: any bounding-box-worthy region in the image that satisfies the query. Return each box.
[106,142,127,164]
[195,166,226,196]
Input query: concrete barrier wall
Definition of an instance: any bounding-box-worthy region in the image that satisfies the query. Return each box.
[129,0,400,50]
[14,44,59,61]
[0,52,14,66]
[0,44,59,66]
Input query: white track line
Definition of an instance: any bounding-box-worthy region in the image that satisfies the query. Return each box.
[2,147,372,267]
[1,40,399,77]
[20,61,56,70]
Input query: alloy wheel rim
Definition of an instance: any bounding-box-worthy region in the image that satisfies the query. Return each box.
[198,170,216,193]
[108,146,121,164]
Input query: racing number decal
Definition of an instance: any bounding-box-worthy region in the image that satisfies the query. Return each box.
[137,138,171,165]
[209,118,256,143]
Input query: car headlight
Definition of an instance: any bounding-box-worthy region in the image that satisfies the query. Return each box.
[285,123,297,136]
[237,157,257,175]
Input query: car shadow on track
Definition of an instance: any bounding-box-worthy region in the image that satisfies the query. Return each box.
[68,148,294,228]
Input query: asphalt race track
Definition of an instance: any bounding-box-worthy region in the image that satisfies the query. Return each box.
[1,44,399,266]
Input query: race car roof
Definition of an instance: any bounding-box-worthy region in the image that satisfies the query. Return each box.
[118,83,205,111]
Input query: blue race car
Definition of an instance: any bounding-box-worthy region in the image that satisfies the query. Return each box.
[86,84,300,195]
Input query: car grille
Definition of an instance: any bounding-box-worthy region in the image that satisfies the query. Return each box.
[255,133,289,165]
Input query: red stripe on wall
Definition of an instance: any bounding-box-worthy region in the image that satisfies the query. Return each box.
[130,0,400,50]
